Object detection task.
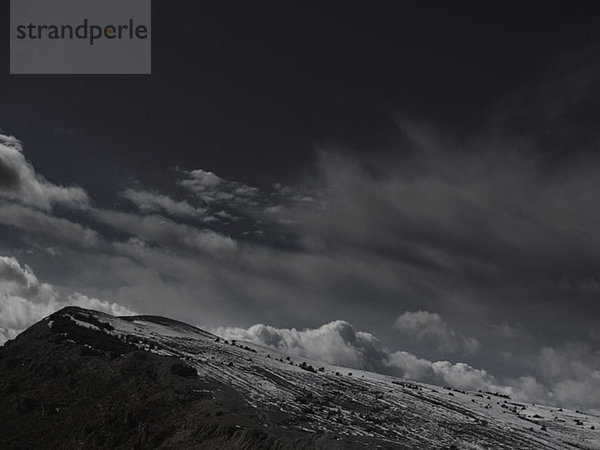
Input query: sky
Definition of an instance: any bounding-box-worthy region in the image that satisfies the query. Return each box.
[1,1,600,411]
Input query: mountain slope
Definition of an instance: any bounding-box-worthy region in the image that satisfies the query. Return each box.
[1,307,599,449]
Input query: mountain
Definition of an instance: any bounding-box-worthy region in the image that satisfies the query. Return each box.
[1,307,599,449]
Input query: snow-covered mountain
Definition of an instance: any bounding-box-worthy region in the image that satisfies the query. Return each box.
[1,307,599,449]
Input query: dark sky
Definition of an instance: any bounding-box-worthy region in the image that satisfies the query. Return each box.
[1,1,600,411]
[1,1,597,186]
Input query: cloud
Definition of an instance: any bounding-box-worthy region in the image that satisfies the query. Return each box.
[174,168,320,232]
[215,318,600,411]
[394,310,480,354]
[215,320,388,371]
[0,255,134,344]
[2,143,597,413]
[259,143,600,361]
[538,343,600,411]
[0,203,99,248]
[178,168,260,206]
[65,292,135,316]
[92,209,237,255]
[0,134,89,210]
[182,169,223,188]
[120,188,207,219]
[1,120,600,412]
[384,351,505,394]
[430,361,500,392]
[215,320,507,395]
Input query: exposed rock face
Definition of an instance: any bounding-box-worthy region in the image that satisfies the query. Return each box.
[1,307,599,449]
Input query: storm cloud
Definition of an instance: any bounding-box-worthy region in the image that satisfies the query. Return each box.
[1,129,600,411]
[1,37,600,412]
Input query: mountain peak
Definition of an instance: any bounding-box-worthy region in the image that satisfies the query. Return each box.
[1,307,599,449]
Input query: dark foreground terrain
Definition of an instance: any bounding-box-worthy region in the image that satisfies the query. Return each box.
[1,307,599,449]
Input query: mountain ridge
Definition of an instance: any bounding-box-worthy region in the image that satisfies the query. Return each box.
[1,307,599,449]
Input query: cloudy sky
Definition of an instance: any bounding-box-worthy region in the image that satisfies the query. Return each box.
[1,1,600,411]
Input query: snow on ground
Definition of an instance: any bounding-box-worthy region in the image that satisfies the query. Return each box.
[66,309,600,449]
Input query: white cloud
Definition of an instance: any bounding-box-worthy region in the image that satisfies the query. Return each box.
[215,320,388,371]
[120,188,207,219]
[65,292,135,316]
[384,350,437,381]
[220,318,600,409]
[0,256,134,344]
[0,134,89,210]
[430,361,502,392]
[215,320,505,394]
[394,310,480,354]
